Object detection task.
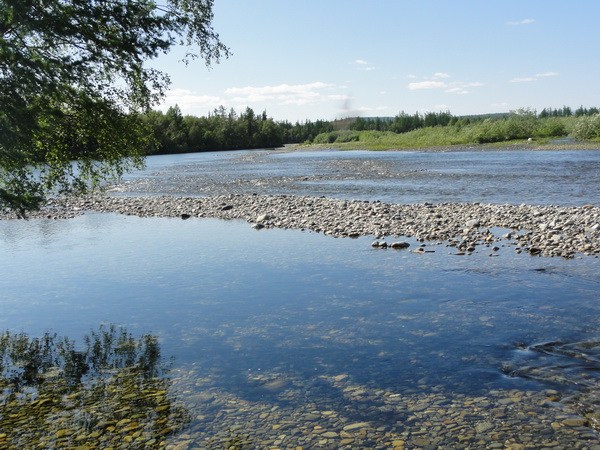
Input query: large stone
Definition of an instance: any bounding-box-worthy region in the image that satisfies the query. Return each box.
[343,422,370,431]
[562,417,588,427]
[475,421,493,433]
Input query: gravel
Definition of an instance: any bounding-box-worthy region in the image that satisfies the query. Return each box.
[3,193,598,259]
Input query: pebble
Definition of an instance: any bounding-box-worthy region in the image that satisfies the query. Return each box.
[343,422,370,431]
[5,194,597,259]
[563,418,588,427]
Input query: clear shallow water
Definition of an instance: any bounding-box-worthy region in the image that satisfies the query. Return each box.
[3,149,600,446]
[1,214,599,398]
[116,148,600,206]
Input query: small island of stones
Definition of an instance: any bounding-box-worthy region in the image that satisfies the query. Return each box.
[9,193,598,259]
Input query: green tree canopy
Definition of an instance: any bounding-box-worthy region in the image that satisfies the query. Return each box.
[0,0,228,215]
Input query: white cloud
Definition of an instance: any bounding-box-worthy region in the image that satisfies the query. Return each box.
[355,105,389,114]
[408,76,484,93]
[327,94,350,101]
[353,59,375,71]
[492,102,509,109]
[510,72,558,83]
[225,82,337,106]
[408,81,447,90]
[445,87,469,95]
[507,18,535,26]
[536,71,559,78]
[459,82,485,88]
[162,88,224,110]
[510,77,537,83]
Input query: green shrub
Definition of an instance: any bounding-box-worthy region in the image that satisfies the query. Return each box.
[470,110,540,143]
[312,131,337,144]
[504,111,538,140]
[535,117,567,138]
[334,130,360,143]
[470,119,506,143]
[571,113,600,140]
[312,130,360,144]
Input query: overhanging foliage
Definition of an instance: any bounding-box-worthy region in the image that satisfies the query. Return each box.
[0,0,228,215]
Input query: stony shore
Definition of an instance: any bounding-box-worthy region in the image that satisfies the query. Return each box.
[163,367,600,450]
[4,193,599,258]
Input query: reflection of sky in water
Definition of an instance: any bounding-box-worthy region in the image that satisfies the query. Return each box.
[1,214,599,399]
[117,149,600,206]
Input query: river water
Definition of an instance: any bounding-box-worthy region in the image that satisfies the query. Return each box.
[1,148,600,447]
[115,148,600,205]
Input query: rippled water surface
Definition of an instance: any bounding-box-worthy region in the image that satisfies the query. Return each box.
[116,148,600,205]
[2,149,600,447]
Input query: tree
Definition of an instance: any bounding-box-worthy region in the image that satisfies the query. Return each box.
[163,105,189,151]
[0,0,228,215]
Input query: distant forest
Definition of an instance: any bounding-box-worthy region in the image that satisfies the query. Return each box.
[143,105,600,154]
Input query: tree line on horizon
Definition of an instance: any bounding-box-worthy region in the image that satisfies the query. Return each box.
[3,1,599,215]
[144,105,600,154]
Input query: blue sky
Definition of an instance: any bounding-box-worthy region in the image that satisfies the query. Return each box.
[154,1,600,122]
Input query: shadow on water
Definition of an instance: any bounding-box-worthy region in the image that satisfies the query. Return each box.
[0,325,189,448]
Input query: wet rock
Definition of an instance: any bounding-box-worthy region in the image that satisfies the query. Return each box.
[343,422,370,431]
[563,418,588,427]
[475,421,493,433]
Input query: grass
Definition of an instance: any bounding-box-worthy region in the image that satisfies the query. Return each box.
[304,116,600,151]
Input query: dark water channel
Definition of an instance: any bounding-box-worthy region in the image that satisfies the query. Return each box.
[2,148,600,447]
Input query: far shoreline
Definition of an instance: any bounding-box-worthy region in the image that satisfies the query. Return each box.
[288,139,600,153]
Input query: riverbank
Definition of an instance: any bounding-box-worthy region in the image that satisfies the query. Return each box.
[5,194,598,258]
[292,139,600,152]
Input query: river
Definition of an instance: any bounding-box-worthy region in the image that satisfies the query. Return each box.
[1,148,599,448]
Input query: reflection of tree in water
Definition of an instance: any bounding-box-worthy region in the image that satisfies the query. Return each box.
[0,325,189,448]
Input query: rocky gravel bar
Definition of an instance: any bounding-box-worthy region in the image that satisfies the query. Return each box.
[5,193,599,258]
